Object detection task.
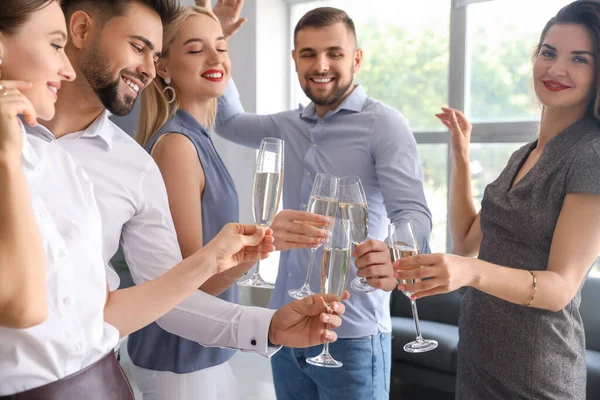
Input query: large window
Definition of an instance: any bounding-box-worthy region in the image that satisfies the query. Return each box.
[288,0,600,276]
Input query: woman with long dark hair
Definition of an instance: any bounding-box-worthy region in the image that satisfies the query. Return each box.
[395,1,600,398]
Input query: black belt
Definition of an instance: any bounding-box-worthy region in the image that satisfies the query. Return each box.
[0,351,134,400]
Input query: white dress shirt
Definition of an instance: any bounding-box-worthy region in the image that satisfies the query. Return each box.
[0,124,119,395]
[29,111,278,357]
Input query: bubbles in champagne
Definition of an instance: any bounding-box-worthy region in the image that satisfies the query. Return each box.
[252,172,283,226]
[390,245,419,297]
[339,202,369,244]
[320,247,351,296]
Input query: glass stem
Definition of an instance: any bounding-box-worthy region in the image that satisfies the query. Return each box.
[302,248,317,285]
[254,244,263,277]
[322,323,331,354]
[410,299,424,342]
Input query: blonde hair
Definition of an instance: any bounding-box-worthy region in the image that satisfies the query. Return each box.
[136,6,221,147]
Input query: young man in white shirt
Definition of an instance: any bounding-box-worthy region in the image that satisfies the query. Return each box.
[28,0,347,360]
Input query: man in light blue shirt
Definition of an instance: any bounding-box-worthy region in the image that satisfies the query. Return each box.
[216,7,432,400]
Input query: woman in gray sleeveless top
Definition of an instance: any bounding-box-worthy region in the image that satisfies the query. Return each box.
[394,1,600,398]
[131,6,246,400]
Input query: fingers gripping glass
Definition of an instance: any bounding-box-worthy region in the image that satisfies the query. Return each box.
[238,138,284,289]
[339,176,374,293]
[288,173,340,299]
[306,218,351,368]
[388,221,438,353]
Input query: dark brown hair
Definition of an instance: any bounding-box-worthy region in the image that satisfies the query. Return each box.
[0,0,59,35]
[61,0,178,26]
[535,0,600,119]
[293,7,357,46]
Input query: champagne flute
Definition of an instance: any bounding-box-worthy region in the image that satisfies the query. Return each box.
[389,221,438,353]
[306,217,351,368]
[339,176,374,293]
[288,173,339,300]
[238,138,284,289]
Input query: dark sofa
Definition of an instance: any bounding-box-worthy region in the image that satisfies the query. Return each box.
[389,277,600,398]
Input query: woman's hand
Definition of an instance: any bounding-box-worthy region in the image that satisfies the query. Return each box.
[270,209,329,251]
[212,0,247,39]
[393,253,479,300]
[435,107,472,161]
[0,80,35,156]
[205,223,275,274]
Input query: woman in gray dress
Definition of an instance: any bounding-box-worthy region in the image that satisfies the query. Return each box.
[394,1,600,398]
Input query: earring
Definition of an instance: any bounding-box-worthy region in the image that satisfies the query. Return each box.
[163,76,176,104]
[0,59,6,96]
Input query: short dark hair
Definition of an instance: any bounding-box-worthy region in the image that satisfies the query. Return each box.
[0,0,59,35]
[535,0,600,119]
[293,7,357,46]
[61,0,178,26]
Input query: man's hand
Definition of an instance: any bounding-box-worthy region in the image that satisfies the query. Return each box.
[270,209,330,251]
[268,292,350,347]
[205,223,275,274]
[354,240,397,291]
[212,0,247,39]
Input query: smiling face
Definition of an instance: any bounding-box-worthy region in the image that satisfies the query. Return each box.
[292,22,362,111]
[159,13,230,103]
[533,23,596,116]
[78,1,163,116]
[0,1,75,121]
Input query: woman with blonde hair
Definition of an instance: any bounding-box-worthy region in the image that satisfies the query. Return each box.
[133,3,253,399]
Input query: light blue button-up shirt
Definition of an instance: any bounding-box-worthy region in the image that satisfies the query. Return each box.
[216,81,432,338]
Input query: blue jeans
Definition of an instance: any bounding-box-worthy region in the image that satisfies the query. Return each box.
[271,332,391,400]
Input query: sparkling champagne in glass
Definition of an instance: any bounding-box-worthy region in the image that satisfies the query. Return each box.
[238,138,284,289]
[288,173,339,300]
[388,221,438,353]
[339,176,373,293]
[306,218,351,368]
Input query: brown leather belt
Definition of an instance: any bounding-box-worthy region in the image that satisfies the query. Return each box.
[0,352,134,400]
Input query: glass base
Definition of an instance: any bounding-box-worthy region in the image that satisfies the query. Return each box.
[288,284,314,300]
[306,351,343,368]
[403,339,438,353]
[350,277,376,293]
[237,272,274,289]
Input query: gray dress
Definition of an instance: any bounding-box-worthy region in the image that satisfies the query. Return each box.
[457,117,600,399]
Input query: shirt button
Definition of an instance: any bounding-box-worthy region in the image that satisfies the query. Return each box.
[302,203,307,209]
[63,297,72,307]
[76,342,83,352]
[38,210,47,218]
[288,272,292,277]
[251,339,257,346]
[58,250,67,260]
[312,143,317,147]
[306,171,311,176]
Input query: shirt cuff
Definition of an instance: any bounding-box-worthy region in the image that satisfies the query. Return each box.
[237,306,281,358]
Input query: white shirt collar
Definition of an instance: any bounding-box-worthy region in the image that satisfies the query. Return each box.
[78,110,114,150]
[28,110,114,151]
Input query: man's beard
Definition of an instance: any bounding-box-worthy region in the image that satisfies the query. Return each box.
[80,40,142,116]
[301,71,354,107]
